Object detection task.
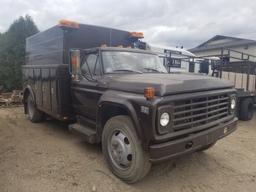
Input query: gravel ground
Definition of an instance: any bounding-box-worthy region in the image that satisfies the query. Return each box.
[0,107,256,192]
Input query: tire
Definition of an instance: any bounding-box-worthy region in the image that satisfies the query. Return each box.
[102,115,151,183]
[197,142,216,152]
[27,94,44,123]
[239,98,254,121]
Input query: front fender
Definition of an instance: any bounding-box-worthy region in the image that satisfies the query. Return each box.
[96,90,151,148]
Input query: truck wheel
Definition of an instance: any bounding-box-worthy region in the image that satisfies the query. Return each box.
[197,142,216,152]
[102,115,151,183]
[27,94,44,123]
[239,98,254,121]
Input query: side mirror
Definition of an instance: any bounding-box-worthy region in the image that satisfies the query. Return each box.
[70,49,81,80]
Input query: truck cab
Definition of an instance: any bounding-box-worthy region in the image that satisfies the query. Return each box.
[23,20,238,183]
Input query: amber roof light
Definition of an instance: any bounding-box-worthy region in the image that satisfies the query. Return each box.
[129,32,144,39]
[58,19,80,29]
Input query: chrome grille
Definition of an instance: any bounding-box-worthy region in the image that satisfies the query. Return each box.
[173,94,229,131]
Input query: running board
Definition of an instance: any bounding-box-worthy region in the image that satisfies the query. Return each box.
[69,123,97,144]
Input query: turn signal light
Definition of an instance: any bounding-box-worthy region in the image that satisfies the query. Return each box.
[129,32,144,38]
[70,49,80,79]
[71,54,78,66]
[59,19,80,29]
[144,87,155,100]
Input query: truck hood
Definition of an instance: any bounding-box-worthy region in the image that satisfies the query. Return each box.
[102,73,233,96]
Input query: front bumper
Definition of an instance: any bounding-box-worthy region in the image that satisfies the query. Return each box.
[149,117,237,163]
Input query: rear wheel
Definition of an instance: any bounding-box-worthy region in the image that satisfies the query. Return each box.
[27,94,44,123]
[239,98,254,121]
[102,115,151,183]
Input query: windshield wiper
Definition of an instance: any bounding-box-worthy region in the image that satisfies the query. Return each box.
[143,67,162,73]
[113,69,143,74]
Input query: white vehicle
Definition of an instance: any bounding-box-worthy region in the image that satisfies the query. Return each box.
[148,44,196,72]
[193,56,220,75]
[149,44,221,75]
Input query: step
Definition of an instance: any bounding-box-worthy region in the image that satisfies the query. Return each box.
[69,123,97,144]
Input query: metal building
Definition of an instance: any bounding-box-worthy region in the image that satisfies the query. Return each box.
[189,35,256,62]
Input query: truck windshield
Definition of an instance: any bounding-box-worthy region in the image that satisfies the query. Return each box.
[102,51,167,73]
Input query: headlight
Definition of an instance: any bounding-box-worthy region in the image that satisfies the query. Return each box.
[160,112,170,126]
[230,97,236,110]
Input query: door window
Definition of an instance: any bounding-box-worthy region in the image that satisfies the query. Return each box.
[81,53,101,77]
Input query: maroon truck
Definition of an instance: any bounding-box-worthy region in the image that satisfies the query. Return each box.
[22,20,237,183]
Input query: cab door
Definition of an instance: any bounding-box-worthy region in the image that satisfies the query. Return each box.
[71,51,103,120]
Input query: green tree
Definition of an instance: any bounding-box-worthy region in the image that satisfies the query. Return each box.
[0,15,39,91]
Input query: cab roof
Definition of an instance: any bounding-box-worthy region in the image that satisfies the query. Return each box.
[84,47,157,55]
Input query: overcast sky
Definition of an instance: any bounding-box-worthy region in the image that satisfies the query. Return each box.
[1,0,256,48]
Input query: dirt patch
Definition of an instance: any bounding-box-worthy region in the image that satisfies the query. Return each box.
[0,107,256,192]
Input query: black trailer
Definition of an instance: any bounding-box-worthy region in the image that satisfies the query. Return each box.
[210,48,256,120]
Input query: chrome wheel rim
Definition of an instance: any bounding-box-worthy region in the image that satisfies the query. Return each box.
[108,130,133,170]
